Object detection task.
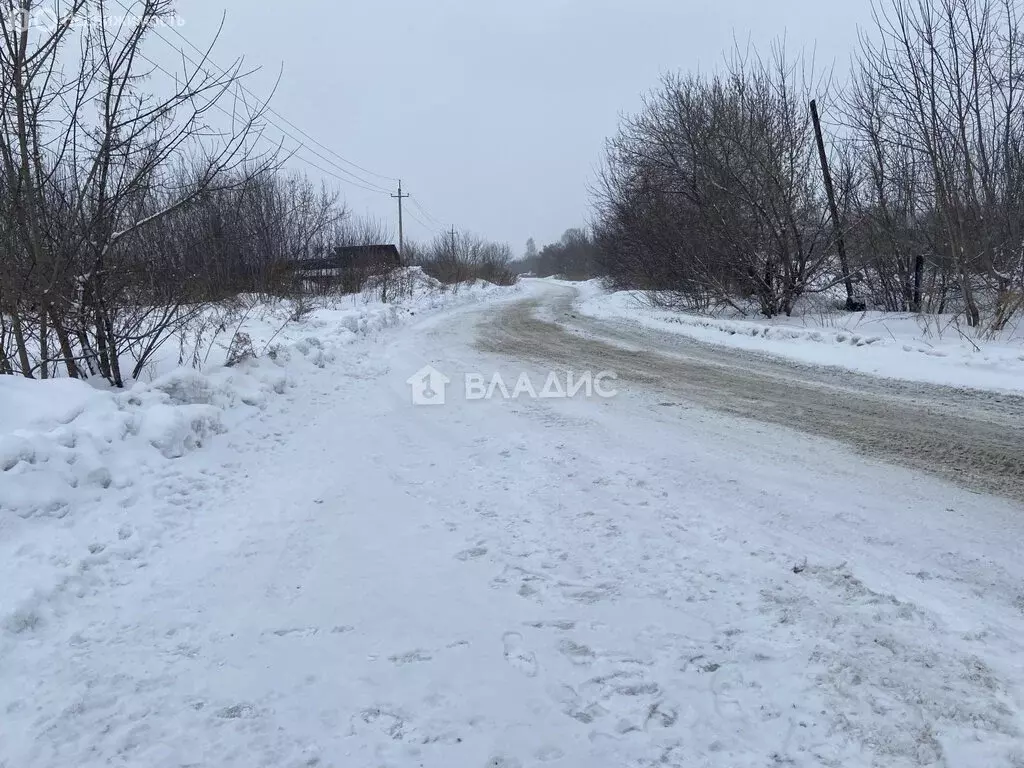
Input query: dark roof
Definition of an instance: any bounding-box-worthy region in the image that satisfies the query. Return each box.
[289,244,400,271]
[334,244,400,259]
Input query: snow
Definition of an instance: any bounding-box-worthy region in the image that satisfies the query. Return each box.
[0,377,108,434]
[575,281,1024,393]
[2,278,1024,767]
[0,274,514,637]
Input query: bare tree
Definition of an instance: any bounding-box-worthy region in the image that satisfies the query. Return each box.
[595,44,837,317]
[849,0,1024,329]
[0,0,275,384]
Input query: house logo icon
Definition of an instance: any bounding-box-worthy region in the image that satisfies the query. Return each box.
[407,365,451,406]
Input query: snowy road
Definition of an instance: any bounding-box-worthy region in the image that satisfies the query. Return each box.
[483,282,1024,502]
[4,281,1024,767]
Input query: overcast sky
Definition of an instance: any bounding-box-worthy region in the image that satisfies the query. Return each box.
[170,0,874,254]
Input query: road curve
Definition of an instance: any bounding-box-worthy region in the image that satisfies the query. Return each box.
[477,282,1024,502]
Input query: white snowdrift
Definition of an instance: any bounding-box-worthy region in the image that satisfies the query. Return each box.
[0,276,517,640]
[574,281,1024,393]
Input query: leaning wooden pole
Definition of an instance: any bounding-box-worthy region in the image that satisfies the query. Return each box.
[810,99,856,311]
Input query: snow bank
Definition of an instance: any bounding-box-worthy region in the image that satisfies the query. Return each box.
[143,268,514,381]
[0,276,517,640]
[576,283,1024,393]
[0,342,301,522]
[0,377,109,434]
[0,340,322,637]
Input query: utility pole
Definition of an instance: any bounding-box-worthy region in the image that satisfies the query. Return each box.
[391,180,410,256]
[810,99,856,311]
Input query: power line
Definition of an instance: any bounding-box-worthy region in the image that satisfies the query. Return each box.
[108,0,395,193]
[404,207,439,235]
[410,196,445,228]
[283,140,389,194]
[144,0,396,184]
[116,39,390,195]
[107,2,461,243]
[287,147,389,194]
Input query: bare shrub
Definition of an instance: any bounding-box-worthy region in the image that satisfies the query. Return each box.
[418,231,517,288]
[594,44,835,317]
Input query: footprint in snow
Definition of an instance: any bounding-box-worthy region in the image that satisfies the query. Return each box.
[486,758,522,768]
[389,650,433,665]
[267,627,319,638]
[525,619,576,631]
[502,632,538,678]
[455,546,488,561]
[558,639,596,665]
[535,746,565,762]
[216,703,259,719]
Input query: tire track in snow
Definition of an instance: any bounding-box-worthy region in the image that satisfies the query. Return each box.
[477,284,1024,502]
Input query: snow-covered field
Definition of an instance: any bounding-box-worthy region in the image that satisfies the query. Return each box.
[576,282,1024,393]
[2,278,1023,767]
